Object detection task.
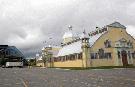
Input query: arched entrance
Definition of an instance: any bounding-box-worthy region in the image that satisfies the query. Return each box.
[121,50,128,66]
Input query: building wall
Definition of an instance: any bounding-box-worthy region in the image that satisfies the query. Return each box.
[91,28,135,51]
[91,59,114,67]
[37,26,135,67]
[133,59,135,66]
[91,27,135,66]
[36,62,44,67]
[53,59,83,67]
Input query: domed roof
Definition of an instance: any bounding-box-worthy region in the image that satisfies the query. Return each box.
[62,25,77,39]
[42,47,45,50]
[63,31,74,39]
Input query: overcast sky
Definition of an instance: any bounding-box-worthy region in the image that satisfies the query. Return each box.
[0,0,135,58]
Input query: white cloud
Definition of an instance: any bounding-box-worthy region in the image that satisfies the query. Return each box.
[127,25,135,37]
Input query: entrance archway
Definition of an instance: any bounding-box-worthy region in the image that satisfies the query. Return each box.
[121,50,128,66]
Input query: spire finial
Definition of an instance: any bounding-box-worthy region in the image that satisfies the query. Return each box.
[68,25,72,30]
[83,29,86,34]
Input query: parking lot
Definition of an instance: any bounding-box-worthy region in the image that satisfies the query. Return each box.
[0,68,135,87]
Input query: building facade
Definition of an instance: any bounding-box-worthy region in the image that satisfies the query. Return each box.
[36,22,135,68]
[0,45,24,66]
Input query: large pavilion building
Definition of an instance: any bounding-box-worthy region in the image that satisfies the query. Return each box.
[36,22,135,68]
[0,45,24,66]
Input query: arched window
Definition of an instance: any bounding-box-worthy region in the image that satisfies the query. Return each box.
[104,40,111,48]
[98,49,104,59]
[118,51,121,58]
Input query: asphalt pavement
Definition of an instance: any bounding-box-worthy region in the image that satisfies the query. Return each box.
[0,67,135,87]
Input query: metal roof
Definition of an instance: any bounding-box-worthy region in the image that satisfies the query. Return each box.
[57,40,82,57]
[107,22,126,29]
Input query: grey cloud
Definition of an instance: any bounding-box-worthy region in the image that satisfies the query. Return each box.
[0,0,135,58]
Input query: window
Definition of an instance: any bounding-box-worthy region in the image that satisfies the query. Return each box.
[69,55,72,60]
[54,58,57,62]
[132,51,135,59]
[78,53,82,59]
[65,56,68,61]
[127,41,133,48]
[104,40,111,48]
[95,53,98,59]
[95,30,99,34]
[6,51,9,55]
[99,30,102,33]
[128,51,131,59]
[108,53,112,58]
[103,27,107,31]
[98,48,112,59]
[117,51,121,58]
[61,57,63,61]
[98,49,104,59]
[91,53,94,59]
[91,53,98,59]
[58,57,60,62]
[104,53,112,59]
[72,55,74,60]
[70,55,75,60]
[116,44,119,47]
[48,58,51,63]
[62,57,65,62]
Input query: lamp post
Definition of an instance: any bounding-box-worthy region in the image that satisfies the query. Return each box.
[42,48,46,67]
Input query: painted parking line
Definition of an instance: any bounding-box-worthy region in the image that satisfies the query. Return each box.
[20,78,28,87]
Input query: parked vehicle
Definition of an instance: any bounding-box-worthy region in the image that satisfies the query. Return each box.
[6,62,23,68]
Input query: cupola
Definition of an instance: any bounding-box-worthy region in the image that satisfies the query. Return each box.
[62,25,77,44]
